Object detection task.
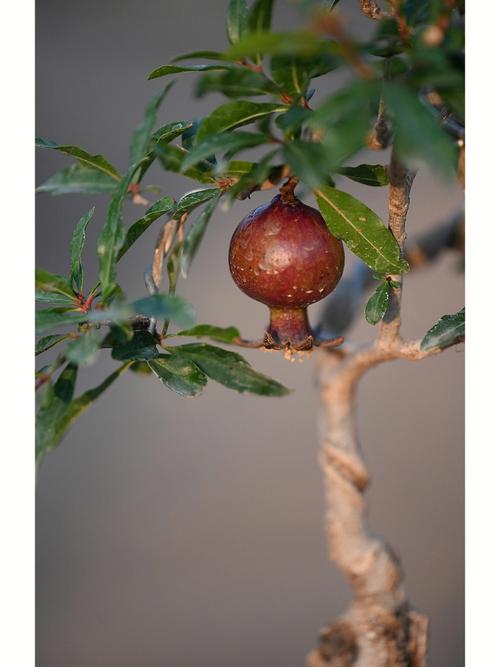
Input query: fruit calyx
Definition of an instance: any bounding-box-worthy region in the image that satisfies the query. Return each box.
[229,179,345,352]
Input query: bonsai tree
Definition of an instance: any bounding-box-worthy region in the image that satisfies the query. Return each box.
[36,1,464,664]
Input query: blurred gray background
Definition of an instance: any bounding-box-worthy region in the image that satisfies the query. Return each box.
[36,1,464,665]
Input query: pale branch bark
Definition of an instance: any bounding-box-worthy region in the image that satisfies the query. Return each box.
[307,149,460,666]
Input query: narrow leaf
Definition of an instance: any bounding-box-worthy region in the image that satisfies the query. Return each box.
[315,185,409,275]
[196,69,280,98]
[131,294,196,328]
[226,0,250,45]
[182,131,267,171]
[148,64,234,80]
[35,334,70,356]
[35,138,121,180]
[36,364,130,460]
[155,144,215,183]
[118,196,175,261]
[70,207,95,293]
[148,354,207,397]
[174,188,220,218]
[420,308,465,351]
[36,164,118,196]
[64,328,102,365]
[129,82,174,165]
[35,268,74,298]
[36,309,87,335]
[176,324,241,343]
[196,101,285,143]
[181,194,221,276]
[173,343,290,396]
[365,282,390,325]
[97,159,148,300]
[248,0,275,33]
[338,164,389,187]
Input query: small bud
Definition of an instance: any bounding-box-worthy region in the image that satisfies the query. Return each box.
[422,25,444,47]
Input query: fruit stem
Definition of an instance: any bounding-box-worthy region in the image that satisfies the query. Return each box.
[279,177,298,205]
[266,307,313,350]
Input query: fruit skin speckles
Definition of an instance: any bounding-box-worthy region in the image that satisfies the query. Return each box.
[229,192,345,350]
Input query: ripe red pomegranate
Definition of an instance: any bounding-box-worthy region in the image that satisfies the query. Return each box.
[229,184,345,351]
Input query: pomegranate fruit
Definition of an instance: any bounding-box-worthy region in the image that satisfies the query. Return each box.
[229,184,345,351]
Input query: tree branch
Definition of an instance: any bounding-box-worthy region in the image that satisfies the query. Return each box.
[307,149,447,666]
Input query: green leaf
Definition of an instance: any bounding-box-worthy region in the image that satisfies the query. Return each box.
[180,194,221,276]
[226,0,250,45]
[35,334,70,356]
[155,144,215,183]
[197,101,285,144]
[338,164,389,187]
[228,150,278,198]
[315,185,409,274]
[182,131,267,171]
[129,82,174,165]
[131,294,195,328]
[173,343,290,396]
[35,291,74,306]
[176,324,241,343]
[36,363,130,460]
[148,63,234,80]
[118,196,175,261]
[111,330,159,361]
[283,141,333,188]
[365,282,390,325]
[383,82,458,176]
[196,69,280,98]
[64,328,102,365]
[70,207,95,293]
[36,164,118,196]
[35,137,121,180]
[171,50,228,62]
[36,308,87,335]
[151,120,194,146]
[35,268,74,298]
[420,308,465,351]
[270,55,311,97]
[36,362,78,459]
[97,159,148,301]
[148,354,207,397]
[248,0,274,33]
[174,188,220,218]
[226,30,335,60]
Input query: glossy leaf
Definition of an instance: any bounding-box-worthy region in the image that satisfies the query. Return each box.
[36,362,78,460]
[64,328,102,365]
[35,137,121,180]
[36,164,118,196]
[118,196,175,261]
[148,63,233,80]
[35,269,74,298]
[36,364,130,460]
[365,282,390,325]
[70,208,95,293]
[180,194,221,276]
[182,131,267,171]
[226,30,335,60]
[226,0,249,45]
[35,334,70,356]
[131,294,195,328]
[248,0,274,33]
[197,101,285,143]
[171,50,228,62]
[174,188,220,218]
[97,159,148,301]
[270,55,311,97]
[36,309,87,334]
[111,330,159,361]
[315,185,409,274]
[383,82,457,176]
[196,69,280,98]
[420,308,465,351]
[155,144,215,183]
[173,343,290,396]
[148,354,207,397]
[338,164,389,187]
[129,83,174,165]
[283,141,332,188]
[176,324,241,343]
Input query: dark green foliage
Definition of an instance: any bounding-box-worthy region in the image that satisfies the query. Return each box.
[35,0,463,459]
